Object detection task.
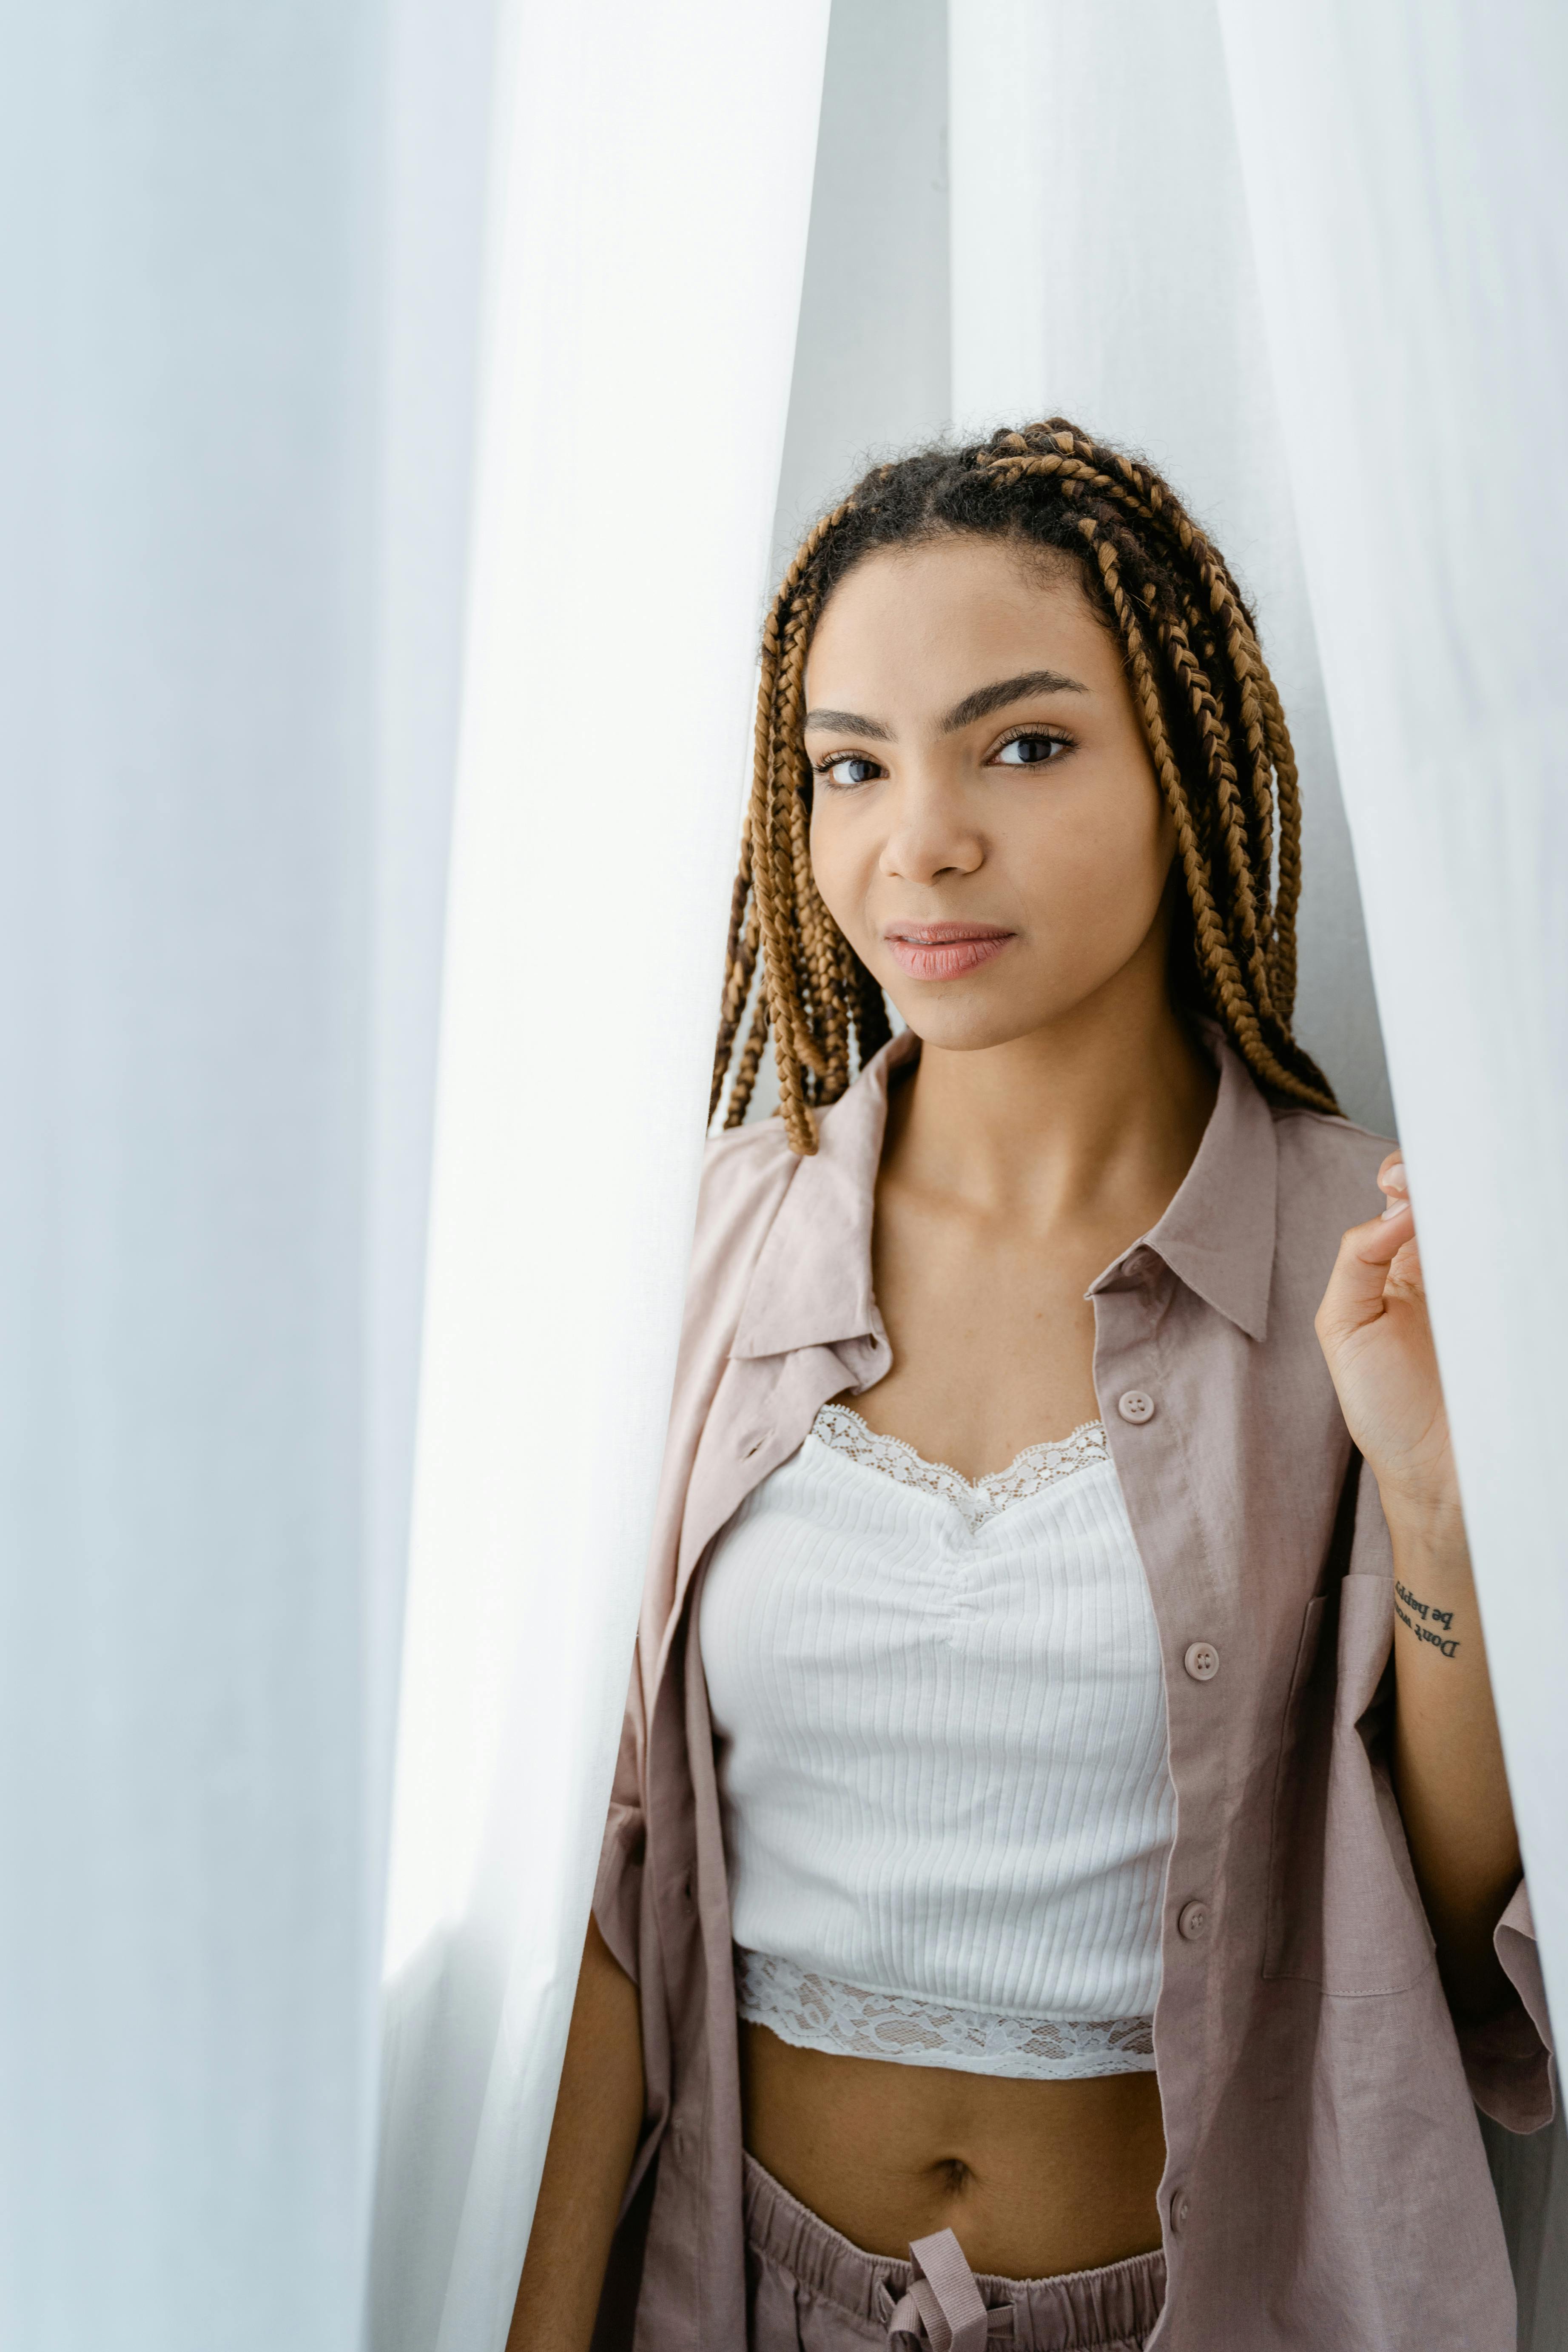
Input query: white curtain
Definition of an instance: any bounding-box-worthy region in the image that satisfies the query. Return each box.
[366,7,831,2349]
[0,3,489,2345]
[1212,0,1568,1988]
[1215,3,1568,2335]
[0,4,825,2348]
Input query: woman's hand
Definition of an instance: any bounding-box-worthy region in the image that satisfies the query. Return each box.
[1314,1155,1457,1528]
[1315,1154,1520,2021]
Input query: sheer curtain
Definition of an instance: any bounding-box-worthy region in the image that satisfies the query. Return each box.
[1216,6,1568,2336]
[366,7,831,2349]
[0,3,488,2345]
[0,4,825,2347]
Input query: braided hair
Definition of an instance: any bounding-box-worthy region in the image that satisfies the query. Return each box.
[712,418,1337,1153]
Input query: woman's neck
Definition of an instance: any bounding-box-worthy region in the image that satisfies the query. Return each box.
[885,982,1217,1244]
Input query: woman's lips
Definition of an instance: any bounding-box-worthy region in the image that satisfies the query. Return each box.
[883,924,1015,981]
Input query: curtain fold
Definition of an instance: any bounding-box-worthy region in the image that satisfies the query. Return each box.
[0,3,487,2344]
[1215,3,1568,2336]
[366,7,831,2347]
[1214,0,1568,2026]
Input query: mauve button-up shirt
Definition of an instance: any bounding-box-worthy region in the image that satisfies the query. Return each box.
[592,1029,1553,2351]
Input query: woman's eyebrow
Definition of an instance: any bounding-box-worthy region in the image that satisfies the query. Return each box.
[803,669,1086,742]
[941,670,1088,731]
[802,706,892,739]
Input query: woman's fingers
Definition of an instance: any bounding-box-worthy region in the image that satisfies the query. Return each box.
[1316,1210,1408,1344]
[1378,1155,1408,1216]
[1375,1156,1424,1290]
[1315,1153,1414,1350]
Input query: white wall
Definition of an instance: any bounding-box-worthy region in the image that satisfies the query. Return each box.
[769,0,952,587]
[740,0,950,1123]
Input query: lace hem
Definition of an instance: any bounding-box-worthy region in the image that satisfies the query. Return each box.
[811,1404,1110,1532]
[735,1949,1155,2081]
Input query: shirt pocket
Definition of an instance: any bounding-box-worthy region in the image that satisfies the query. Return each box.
[1264,1576,1436,1993]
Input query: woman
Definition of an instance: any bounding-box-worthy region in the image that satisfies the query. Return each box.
[512,423,1550,2352]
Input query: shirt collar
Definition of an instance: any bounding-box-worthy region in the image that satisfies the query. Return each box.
[1096,1024,1279,1342]
[730,1019,1280,1361]
[729,1029,918,1361]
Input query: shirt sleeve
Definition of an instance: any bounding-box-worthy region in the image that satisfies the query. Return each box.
[1456,1876,1555,2133]
[592,1672,646,1985]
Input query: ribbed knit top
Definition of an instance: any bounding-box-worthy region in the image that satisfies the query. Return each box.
[699,1403,1175,2076]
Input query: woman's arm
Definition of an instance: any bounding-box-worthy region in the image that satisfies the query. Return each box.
[508,1914,645,2352]
[1315,1156,1521,2020]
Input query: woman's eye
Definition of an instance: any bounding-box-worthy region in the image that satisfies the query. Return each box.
[993,733,1065,767]
[820,754,883,787]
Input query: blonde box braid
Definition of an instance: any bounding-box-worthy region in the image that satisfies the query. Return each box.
[713,421,1337,1153]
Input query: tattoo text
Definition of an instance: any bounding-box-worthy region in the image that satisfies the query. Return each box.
[1394,1580,1459,1660]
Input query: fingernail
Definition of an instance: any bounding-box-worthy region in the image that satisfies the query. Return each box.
[1380,1198,1410,1220]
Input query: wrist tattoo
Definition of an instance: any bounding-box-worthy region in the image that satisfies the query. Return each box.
[1394,1579,1460,1659]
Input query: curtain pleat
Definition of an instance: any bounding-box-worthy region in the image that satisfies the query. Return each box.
[1217,1,1568,2334]
[0,3,485,2344]
[367,7,831,2347]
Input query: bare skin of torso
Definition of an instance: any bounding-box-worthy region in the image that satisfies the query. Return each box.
[741,1041,1214,2281]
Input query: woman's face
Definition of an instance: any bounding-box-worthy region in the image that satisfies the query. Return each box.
[805,535,1178,1054]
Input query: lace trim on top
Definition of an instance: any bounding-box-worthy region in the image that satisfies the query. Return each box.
[736,1949,1155,2081]
[811,1403,1110,1532]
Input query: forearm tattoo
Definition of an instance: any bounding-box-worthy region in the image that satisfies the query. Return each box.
[1394,1580,1460,1660]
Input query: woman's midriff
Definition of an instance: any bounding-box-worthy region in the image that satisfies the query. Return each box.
[740,2022,1166,2278]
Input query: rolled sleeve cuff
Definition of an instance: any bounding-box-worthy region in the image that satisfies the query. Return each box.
[592,1799,645,1986]
[1459,1876,1556,2133]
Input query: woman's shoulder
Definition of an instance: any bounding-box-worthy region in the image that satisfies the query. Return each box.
[1269,1095,1395,1232]
[684,1113,802,1325]
[697,1109,799,1216]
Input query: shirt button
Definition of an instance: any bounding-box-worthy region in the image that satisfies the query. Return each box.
[1170,2187,1192,2234]
[1183,1641,1220,1682]
[1178,1899,1210,1941]
[1117,1390,1156,1424]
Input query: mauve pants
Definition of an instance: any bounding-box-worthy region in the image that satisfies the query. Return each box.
[743,2155,1167,2352]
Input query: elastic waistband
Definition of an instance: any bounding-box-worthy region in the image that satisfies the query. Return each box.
[743,2154,1166,2350]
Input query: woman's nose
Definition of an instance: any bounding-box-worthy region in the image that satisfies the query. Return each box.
[878,779,983,883]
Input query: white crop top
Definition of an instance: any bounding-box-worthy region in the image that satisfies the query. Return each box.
[699,1403,1175,2078]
